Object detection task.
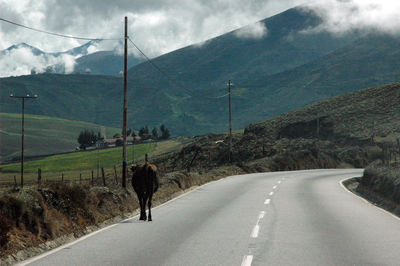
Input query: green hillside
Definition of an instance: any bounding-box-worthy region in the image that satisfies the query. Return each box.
[0,113,120,161]
[244,33,400,120]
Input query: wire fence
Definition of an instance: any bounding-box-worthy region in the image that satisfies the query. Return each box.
[0,149,179,189]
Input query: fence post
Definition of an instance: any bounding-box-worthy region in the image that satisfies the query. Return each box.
[14,175,17,188]
[62,173,64,183]
[38,168,42,186]
[114,165,118,185]
[79,173,82,184]
[91,170,94,186]
[101,167,106,186]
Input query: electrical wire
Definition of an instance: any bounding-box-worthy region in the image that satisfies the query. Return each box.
[128,36,193,94]
[0,15,231,99]
[0,17,122,41]
[128,36,229,99]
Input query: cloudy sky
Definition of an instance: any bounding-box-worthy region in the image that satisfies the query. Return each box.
[1,0,399,77]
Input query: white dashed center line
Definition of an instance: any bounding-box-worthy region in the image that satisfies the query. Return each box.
[251,224,260,238]
[243,179,284,265]
[251,211,266,238]
[241,255,253,266]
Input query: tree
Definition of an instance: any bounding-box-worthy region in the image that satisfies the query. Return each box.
[113,133,121,138]
[139,126,149,138]
[116,138,123,146]
[160,124,170,140]
[127,128,132,137]
[77,129,98,149]
[152,127,159,140]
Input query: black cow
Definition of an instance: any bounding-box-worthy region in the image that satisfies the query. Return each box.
[131,163,159,221]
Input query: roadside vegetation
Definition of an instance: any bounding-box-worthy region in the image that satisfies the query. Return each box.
[348,162,400,218]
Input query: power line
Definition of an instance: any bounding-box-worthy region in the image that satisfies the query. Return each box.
[128,36,229,99]
[0,17,122,41]
[128,36,193,94]
[1,16,234,99]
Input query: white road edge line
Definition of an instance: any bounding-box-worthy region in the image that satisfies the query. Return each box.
[264,199,271,205]
[340,177,400,222]
[269,191,274,196]
[17,177,228,266]
[258,211,266,219]
[241,255,253,266]
[273,185,277,189]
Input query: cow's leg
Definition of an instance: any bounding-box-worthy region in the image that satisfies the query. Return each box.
[138,193,146,220]
[147,192,153,221]
[142,193,148,221]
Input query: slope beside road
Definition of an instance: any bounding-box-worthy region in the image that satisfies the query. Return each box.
[18,169,400,266]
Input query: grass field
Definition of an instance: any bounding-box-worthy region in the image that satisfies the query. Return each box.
[0,139,185,184]
[0,113,121,161]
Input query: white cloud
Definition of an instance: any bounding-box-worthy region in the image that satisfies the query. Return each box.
[0,47,77,77]
[304,0,400,35]
[234,22,268,39]
[0,0,300,58]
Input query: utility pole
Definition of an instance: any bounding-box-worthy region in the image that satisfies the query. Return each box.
[122,16,128,188]
[9,93,38,187]
[228,80,233,164]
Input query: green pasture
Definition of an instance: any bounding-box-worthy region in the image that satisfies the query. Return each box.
[0,112,121,161]
[1,143,158,173]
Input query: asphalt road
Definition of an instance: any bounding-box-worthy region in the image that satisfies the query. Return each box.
[20,169,400,266]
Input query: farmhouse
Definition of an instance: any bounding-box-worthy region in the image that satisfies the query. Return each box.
[96,136,141,148]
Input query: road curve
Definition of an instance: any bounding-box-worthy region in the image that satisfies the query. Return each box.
[19,169,400,266]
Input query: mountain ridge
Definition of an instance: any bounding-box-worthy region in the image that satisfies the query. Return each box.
[1,7,399,136]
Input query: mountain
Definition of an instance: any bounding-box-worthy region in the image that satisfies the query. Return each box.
[1,43,45,56]
[126,7,358,91]
[0,41,143,76]
[1,7,399,136]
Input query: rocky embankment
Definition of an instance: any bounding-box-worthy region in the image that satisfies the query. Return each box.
[355,162,400,217]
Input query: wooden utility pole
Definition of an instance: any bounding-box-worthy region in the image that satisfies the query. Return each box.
[228,80,232,164]
[122,16,128,188]
[9,93,38,187]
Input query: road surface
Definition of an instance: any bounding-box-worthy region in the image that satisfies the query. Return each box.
[20,169,400,265]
